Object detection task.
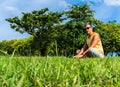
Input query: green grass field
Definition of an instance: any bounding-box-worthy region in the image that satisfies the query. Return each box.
[0,56,120,87]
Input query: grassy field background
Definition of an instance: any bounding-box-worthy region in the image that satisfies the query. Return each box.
[0,56,120,87]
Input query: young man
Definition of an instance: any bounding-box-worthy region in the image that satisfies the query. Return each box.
[74,23,104,58]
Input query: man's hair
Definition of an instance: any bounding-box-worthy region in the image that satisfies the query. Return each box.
[84,23,92,27]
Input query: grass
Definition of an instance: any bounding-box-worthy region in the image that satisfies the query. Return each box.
[0,56,120,87]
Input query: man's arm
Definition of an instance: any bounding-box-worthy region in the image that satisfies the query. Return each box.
[77,43,87,55]
[74,42,88,58]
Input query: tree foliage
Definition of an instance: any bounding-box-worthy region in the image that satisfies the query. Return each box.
[0,37,34,56]
[6,8,64,56]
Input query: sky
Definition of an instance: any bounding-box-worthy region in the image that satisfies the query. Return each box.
[0,0,120,41]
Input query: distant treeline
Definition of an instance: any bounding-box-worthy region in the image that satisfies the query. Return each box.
[0,4,119,56]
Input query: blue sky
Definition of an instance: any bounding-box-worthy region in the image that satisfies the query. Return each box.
[0,0,120,41]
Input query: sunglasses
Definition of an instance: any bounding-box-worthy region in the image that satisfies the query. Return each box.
[84,27,91,30]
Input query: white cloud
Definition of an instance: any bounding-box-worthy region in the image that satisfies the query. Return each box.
[58,0,70,8]
[28,0,70,11]
[4,6,18,12]
[81,0,103,3]
[81,0,120,6]
[104,0,120,6]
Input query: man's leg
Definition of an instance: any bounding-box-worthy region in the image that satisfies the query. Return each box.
[88,48,104,58]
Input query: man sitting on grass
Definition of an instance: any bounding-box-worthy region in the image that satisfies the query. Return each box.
[74,23,104,58]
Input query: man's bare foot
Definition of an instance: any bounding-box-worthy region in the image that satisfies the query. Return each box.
[73,54,83,58]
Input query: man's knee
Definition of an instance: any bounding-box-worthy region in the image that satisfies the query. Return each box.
[88,48,95,53]
[76,49,80,54]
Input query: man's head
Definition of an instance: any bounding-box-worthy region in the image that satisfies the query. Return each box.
[84,23,93,34]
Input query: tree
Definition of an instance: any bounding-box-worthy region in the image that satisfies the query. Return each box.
[0,37,34,56]
[6,8,64,56]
